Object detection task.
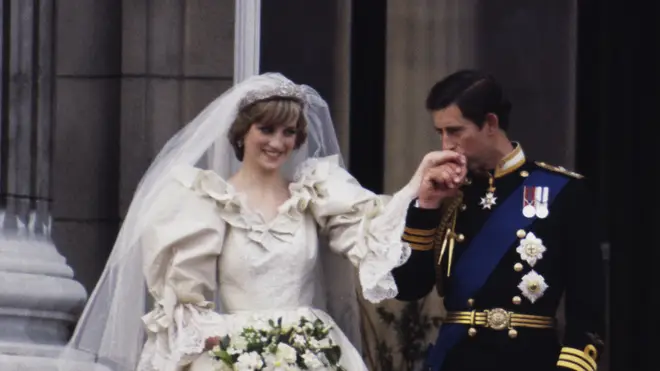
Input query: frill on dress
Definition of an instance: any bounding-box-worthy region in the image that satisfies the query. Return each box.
[288,155,415,303]
[137,155,416,370]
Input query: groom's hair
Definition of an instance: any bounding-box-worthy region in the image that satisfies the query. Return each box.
[426,69,512,131]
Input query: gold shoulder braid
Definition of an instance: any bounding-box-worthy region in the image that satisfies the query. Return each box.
[535,161,584,179]
[433,193,463,297]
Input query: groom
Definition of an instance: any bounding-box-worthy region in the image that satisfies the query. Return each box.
[393,70,606,371]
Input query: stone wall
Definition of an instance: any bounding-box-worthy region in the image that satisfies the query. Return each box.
[52,0,236,293]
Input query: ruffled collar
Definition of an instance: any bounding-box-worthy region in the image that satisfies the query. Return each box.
[169,156,340,249]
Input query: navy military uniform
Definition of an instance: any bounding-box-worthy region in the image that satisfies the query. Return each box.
[392,144,606,371]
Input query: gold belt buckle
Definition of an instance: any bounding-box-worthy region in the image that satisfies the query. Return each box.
[484,308,511,330]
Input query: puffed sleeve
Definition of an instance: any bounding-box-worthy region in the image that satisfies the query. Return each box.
[291,155,417,303]
[138,166,228,371]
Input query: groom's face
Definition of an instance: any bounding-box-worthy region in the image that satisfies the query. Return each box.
[431,104,491,171]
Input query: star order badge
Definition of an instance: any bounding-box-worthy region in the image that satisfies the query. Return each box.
[480,191,497,209]
[481,175,497,210]
[516,232,546,267]
[517,270,549,303]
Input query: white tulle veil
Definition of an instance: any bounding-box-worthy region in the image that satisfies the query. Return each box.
[56,73,360,371]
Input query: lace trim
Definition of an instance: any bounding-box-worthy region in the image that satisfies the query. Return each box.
[356,191,414,304]
[293,155,414,304]
[138,304,220,371]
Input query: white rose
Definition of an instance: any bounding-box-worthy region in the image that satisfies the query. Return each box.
[292,335,306,347]
[232,335,249,351]
[235,351,264,370]
[275,343,298,363]
[301,351,324,369]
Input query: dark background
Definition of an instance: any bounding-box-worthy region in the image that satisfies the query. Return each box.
[576,1,660,371]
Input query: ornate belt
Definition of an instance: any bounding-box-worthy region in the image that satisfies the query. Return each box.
[444,308,555,338]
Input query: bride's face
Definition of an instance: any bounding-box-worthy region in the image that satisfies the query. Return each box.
[242,121,298,171]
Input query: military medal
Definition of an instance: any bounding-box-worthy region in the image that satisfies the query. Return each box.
[522,186,536,218]
[480,175,497,210]
[535,187,550,219]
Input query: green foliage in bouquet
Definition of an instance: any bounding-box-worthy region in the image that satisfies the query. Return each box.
[205,316,347,370]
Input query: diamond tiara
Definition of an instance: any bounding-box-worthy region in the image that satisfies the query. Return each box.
[238,81,306,110]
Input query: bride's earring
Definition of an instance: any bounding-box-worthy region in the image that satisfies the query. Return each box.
[237,140,243,148]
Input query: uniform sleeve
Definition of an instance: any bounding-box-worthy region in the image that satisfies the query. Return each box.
[556,180,606,371]
[391,202,442,301]
[293,155,417,304]
[138,168,228,371]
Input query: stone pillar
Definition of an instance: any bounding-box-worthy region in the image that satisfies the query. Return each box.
[51,0,122,296]
[234,0,260,84]
[0,0,88,369]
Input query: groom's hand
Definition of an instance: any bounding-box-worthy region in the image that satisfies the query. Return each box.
[417,151,467,209]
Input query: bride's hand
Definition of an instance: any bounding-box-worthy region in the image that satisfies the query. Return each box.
[409,151,466,208]
[410,151,465,187]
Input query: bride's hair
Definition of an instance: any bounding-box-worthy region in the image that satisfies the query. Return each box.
[228,98,308,160]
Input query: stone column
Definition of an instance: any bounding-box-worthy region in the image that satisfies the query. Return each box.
[234,0,260,84]
[0,0,87,369]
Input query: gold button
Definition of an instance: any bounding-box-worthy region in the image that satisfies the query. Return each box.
[468,327,477,337]
[456,233,465,242]
[512,296,522,305]
[520,170,529,178]
[508,329,518,338]
[516,229,526,238]
[528,283,539,292]
[460,204,467,211]
[514,263,523,272]
[467,298,474,307]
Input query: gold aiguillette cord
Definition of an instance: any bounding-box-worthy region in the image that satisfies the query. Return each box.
[438,211,458,277]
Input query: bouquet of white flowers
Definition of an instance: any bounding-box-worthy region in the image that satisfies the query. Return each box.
[203,316,346,371]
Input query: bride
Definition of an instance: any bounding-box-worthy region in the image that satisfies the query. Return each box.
[57,73,433,371]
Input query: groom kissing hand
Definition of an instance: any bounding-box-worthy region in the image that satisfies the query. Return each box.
[393,70,605,371]
[416,150,467,209]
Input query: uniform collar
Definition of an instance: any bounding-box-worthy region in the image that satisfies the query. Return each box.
[494,142,526,178]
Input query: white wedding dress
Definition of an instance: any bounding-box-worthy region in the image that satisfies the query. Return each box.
[136,155,416,371]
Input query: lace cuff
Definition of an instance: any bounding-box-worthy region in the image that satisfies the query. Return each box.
[351,186,416,303]
[138,302,226,371]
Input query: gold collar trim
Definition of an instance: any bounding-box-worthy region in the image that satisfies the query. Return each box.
[494,143,525,178]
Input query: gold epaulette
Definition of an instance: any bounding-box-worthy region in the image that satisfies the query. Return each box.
[535,161,584,179]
